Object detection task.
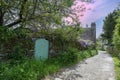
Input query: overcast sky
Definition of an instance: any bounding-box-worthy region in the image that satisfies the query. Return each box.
[72,0,120,38]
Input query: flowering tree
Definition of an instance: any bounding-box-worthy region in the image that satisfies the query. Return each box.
[0,0,73,29]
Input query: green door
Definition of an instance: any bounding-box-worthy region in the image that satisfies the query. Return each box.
[35,39,49,60]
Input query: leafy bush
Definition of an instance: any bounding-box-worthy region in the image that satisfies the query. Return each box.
[78,49,97,60]
[0,26,33,59]
[0,60,42,80]
[0,25,82,60]
[0,47,97,80]
[113,57,120,80]
[77,39,96,50]
[58,47,79,65]
[34,26,82,53]
[113,17,120,52]
[106,45,119,55]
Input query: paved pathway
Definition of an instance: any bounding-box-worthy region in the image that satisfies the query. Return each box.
[44,51,115,80]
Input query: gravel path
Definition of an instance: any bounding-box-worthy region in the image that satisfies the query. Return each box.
[44,51,115,80]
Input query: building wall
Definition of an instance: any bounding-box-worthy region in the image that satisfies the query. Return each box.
[80,22,96,44]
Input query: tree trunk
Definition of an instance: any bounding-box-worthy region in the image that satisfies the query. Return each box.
[0,7,3,26]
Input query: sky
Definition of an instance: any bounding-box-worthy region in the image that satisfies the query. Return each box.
[71,0,120,38]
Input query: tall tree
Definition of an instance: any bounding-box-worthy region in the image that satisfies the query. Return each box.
[0,0,74,29]
[113,10,120,51]
[0,0,94,29]
[102,9,119,44]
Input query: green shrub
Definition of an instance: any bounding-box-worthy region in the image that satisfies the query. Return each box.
[113,25,120,51]
[78,50,97,60]
[58,47,79,65]
[112,16,120,56]
[35,27,82,53]
[113,57,120,80]
[0,59,45,80]
[106,46,119,55]
[0,58,62,80]
[0,26,33,59]
[0,47,97,80]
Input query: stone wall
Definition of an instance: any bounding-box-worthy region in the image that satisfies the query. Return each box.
[80,22,96,44]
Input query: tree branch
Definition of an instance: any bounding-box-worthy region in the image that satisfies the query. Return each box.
[6,0,28,27]
[6,19,22,27]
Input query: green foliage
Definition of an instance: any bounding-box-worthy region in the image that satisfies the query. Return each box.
[0,26,33,59]
[0,60,43,80]
[35,26,82,52]
[0,0,74,28]
[0,48,97,80]
[106,46,119,55]
[58,47,79,65]
[79,49,97,59]
[113,57,120,80]
[111,15,120,79]
[102,10,119,44]
[113,16,120,51]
